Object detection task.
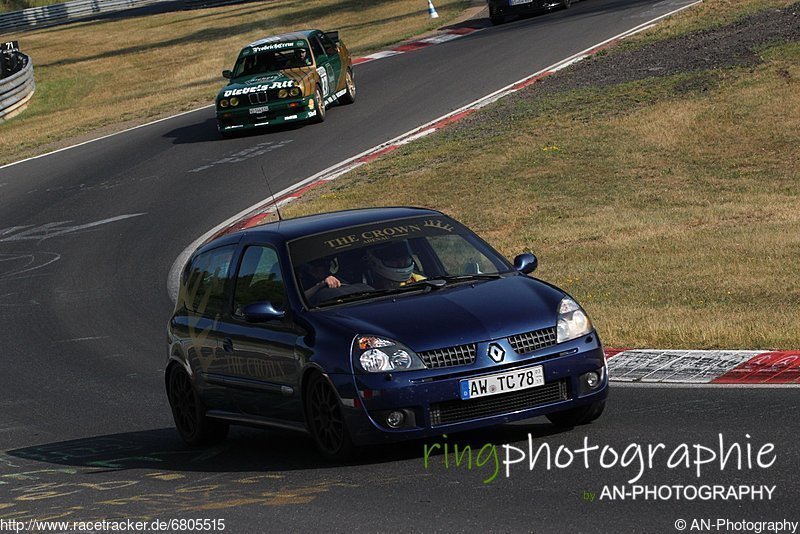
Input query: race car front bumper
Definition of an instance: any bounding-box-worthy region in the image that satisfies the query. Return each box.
[216,96,319,132]
[329,333,609,446]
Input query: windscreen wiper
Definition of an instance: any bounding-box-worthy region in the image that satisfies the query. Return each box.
[428,273,506,284]
[318,283,437,306]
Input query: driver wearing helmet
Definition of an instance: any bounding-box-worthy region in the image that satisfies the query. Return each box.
[366,240,425,289]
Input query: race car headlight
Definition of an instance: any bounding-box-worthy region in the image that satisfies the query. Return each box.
[289,87,301,98]
[278,88,289,99]
[229,97,239,106]
[352,335,426,373]
[556,297,593,343]
[219,99,229,108]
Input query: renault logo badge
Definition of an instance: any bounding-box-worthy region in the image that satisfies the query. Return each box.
[488,343,505,363]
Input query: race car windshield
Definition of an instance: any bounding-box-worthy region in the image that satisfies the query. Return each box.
[233,47,313,77]
[289,216,513,307]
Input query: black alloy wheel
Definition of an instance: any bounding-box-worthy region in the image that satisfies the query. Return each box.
[167,367,228,445]
[305,373,355,460]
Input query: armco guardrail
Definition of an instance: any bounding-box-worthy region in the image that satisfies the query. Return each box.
[0,0,164,35]
[0,45,35,122]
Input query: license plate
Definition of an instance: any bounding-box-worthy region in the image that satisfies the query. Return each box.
[510,0,534,4]
[249,106,269,114]
[460,365,544,400]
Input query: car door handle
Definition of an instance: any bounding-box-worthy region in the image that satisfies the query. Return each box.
[222,338,234,353]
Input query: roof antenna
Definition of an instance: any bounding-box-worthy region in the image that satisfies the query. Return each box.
[260,162,283,222]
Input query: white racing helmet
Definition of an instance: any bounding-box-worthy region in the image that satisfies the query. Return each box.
[367,241,415,282]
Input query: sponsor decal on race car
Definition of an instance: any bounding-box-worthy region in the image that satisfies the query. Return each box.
[324,88,348,106]
[249,75,280,83]
[223,81,295,97]
[250,42,297,52]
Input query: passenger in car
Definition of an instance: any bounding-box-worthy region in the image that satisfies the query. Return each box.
[365,241,425,289]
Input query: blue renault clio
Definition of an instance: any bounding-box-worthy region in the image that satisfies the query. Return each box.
[166,207,607,459]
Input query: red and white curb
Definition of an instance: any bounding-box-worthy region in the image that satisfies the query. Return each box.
[604,349,800,386]
[352,25,483,66]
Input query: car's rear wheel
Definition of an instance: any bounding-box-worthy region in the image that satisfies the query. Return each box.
[167,366,229,446]
[312,86,326,123]
[304,372,355,460]
[546,399,605,428]
[339,68,356,105]
[489,6,505,25]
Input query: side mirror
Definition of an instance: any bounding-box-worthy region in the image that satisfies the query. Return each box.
[243,301,285,323]
[222,70,232,79]
[513,253,538,274]
[324,31,340,43]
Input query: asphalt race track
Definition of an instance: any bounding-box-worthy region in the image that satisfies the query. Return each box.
[1,0,798,531]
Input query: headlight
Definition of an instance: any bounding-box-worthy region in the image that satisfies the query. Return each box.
[229,97,239,106]
[219,99,229,108]
[278,88,289,99]
[289,87,301,97]
[556,297,592,343]
[352,335,426,373]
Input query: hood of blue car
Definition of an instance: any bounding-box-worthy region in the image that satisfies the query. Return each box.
[315,275,566,352]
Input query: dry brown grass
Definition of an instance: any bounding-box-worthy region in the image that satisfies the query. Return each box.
[0,0,472,164]
[283,6,800,349]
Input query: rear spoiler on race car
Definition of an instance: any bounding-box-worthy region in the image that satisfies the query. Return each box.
[324,31,340,43]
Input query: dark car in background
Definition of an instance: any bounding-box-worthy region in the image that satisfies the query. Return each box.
[165,207,607,459]
[487,0,573,25]
[215,29,355,135]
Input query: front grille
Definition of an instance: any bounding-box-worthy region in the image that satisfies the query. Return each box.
[419,344,476,369]
[507,326,557,355]
[429,380,568,426]
[248,91,269,105]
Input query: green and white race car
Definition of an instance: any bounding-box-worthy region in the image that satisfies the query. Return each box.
[215,29,355,135]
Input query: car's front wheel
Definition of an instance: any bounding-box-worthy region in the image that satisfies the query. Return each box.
[339,68,356,105]
[304,372,355,460]
[167,366,229,446]
[312,86,326,123]
[546,399,605,428]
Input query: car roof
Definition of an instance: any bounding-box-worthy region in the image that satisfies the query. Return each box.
[234,207,445,243]
[246,30,317,49]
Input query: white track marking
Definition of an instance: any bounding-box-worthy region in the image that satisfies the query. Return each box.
[0,108,211,171]
[0,214,145,242]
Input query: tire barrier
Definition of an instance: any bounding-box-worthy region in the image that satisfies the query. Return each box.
[0,43,35,122]
[0,0,164,35]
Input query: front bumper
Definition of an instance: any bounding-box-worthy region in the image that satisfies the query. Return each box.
[216,96,318,132]
[330,333,608,446]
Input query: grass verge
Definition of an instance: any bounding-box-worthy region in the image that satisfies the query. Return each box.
[0,0,473,165]
[284,0,800,349]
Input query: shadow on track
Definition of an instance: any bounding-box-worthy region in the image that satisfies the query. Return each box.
[163,117,305,144]
[5,420,576,473]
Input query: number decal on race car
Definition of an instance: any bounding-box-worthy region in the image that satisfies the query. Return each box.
[317,66,329,97]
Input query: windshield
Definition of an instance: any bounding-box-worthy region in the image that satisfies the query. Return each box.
[233,46,312,77]
[288,215,512,307]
